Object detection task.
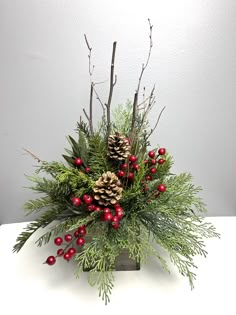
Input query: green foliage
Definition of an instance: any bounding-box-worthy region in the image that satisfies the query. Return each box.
[112,101,133,135]
[24,196,53,216]
[14,100,220,305]
[63,129,89,167]
[13,207,65,253]
[87,133,115,177]
[75,235,116,305]
[35,217,82,247]
[112,100,150,158]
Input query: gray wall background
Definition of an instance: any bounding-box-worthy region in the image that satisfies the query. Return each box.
[0,0,235,223]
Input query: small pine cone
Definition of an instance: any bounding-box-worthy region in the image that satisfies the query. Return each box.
[93,171,123,206]
[107,132,130,161]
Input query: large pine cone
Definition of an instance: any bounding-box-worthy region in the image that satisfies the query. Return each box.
[93,171,123,206]
[107,132,130,161]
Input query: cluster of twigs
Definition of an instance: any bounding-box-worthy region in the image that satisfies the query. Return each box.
[82,19,165,142]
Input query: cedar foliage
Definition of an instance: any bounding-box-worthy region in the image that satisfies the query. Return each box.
[13,21,220,305]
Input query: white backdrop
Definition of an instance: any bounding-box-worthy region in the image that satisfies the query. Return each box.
[0,0,235,223]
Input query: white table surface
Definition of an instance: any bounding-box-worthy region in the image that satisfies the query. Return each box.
[0,217,235,315]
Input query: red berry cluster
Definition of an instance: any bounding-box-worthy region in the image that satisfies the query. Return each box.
[71,194,94,209]
[142,148,167,196]
[45,225,86,266]
[100,204,124,229]
[71,193,124,229]
[116,155,139,182]
[144,148,166,181]
[74,157,91,173]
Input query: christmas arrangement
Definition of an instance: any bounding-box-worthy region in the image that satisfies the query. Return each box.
[13,20,219,304]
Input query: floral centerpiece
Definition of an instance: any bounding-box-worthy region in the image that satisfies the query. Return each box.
[13,20,219,304]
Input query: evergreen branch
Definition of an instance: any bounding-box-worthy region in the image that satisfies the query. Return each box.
[170,251,197,289]
[88,133,114,176]
[13,207,64,253]
[77,120,90,138]
[24,196,53,216]
[35,217,80,247]
[75,236,116,304]
[88,271,114,305]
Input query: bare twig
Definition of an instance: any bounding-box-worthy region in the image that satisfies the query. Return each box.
[93,85,106,116]
[131,92,138,134]
[106,41,117,135]
[22,148,42,163]
[83,108,90,121]
[89,84,94,133]
[84,34,107,131]
[146,106,166,140]
[130,19,153,137]
[84,34,94,76]
[93,79,108,86]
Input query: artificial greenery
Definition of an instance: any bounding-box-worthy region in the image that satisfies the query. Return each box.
[13,20,219,304]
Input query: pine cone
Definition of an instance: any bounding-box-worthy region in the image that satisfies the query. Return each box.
[107,132,130,161]
[93,171,123,206]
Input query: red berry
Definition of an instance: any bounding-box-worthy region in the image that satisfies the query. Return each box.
[78,226,85,233]
[94,206,102,211]
[158,148,166,155]
[116,211,124,219]
[71,197,82,207]
[115,206,123,213]
[100,214,105,221]
[151,159,156,165]
[84,167,91,173]
[158,159,165,165]
[87,204,96,211]
[74,158,83,166]
[64,234,72,242]
[112,222,120,229]
[145,175,152,181]
[148,151,155,158]
[83,194,93,204]
[117,170,125,177]
[63,252,71,261]
[157,184,166,192]
[79,228,86,236]
[57,249,64,256]
[112,216,119,223]
[120,163,128,170]
[103,207,111,214]
[144,159,149,164]
[129,155,137,163]
[132,163,140,171]
[76,237,85,246]
[104,213,113,221]
[54,237,63,246]
[150,167,157,174]
[74,230,79,237]
[46,256,56,265]
[114,203,120,208]
[68,247,76,256]
[128,172,134,181]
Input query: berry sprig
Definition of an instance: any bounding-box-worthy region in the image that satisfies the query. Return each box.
[143,148,166,181]
[101,204,124,229]
[116,154,140,183]
[45,225,87,266]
